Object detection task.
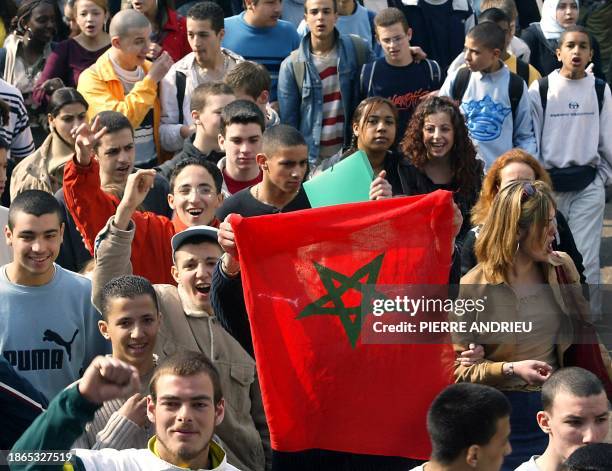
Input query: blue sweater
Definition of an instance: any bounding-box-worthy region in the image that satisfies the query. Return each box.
[222,13,300,102]
[439,63,537,169]
[0,264,110,400]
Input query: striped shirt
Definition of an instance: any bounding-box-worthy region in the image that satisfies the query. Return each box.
[0,79,35,160]
[313,49,344,161]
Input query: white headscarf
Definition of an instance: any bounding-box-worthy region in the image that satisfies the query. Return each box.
[540,0,579,40]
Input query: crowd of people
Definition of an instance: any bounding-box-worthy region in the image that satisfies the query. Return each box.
[0,0,611,470]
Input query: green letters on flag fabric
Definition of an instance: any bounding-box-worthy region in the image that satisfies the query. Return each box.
[231,190,456,459]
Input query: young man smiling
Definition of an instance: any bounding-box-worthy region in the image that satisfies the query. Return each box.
[12,352,241,470]
[91,180,270,470]
[78,9,173,167]
[74,275,161,449]
[63,112,224,284]
[160,2,244,153]
[0,190,108,401]
[58,110,171,273]
[515,368,610,471]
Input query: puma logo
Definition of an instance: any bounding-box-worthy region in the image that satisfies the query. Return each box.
[43,329,79,361]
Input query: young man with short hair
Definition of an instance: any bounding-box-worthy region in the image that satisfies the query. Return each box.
[438,21,537,170]
[217,100,265,196]
[64,114,224,284]
[278,0,373,167]
[447,8,541,86]
[515,367,610,471]
[58,110,171,273]
[0,190,109,401]
[222,0,300,104]
[212,124,391,355]
[360,7,443,140]
[91,195,270,470]
[78,9,174,167]
[478,0,531,63]
[297,0,379,52]
[160,1,244,153]
[224,61,280,128]
[74,275,161,449]
[12,352,241,470]
[388,0,475,73]
[157,82,236,179]
[411,383,512,471]
[528,26,612,317]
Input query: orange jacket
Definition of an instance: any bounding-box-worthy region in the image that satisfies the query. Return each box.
[63,158,183,285]
[77,50,162,161]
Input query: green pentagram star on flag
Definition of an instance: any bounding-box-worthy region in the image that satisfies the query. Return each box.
[297,253,387,348]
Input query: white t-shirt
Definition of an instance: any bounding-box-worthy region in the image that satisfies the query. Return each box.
[515,455,542,470]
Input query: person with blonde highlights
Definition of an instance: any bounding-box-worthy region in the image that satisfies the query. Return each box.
[461,149,584,282]
[399,95,483,245]
[453,180,591,470]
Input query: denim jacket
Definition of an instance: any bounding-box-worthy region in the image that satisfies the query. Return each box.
[278,29,373,165]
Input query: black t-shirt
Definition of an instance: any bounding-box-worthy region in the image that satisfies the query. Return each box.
[361,58,443,139]
[216,185,311,220]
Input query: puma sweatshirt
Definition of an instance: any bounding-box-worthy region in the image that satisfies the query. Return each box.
[0,264,109,400]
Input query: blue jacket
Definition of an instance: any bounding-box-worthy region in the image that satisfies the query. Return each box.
[278,30,373,165]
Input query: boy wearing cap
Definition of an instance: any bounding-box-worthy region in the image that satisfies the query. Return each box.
[91,171,270,471]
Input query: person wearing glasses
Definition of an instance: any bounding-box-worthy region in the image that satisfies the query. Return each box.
[359,7,443,141]
[451,180,592,470]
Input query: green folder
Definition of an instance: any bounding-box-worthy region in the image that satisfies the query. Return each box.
[304,150,374,208]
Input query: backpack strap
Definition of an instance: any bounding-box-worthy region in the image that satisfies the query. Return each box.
[594,77,605,114]
[507,72,524,123]
[290,50,305,96]
[175,71,186,124]
[424,59,441,86]
[538,76,549,115]
[515,58,530,84]
[451,67,471,103]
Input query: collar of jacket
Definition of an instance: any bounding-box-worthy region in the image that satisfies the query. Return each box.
[95,50,152,82]
[299,27,341,60]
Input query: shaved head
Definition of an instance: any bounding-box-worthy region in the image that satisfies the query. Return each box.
[109,9,150,38]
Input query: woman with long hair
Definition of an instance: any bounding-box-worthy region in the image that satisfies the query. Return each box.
[453,180,609,470]
[399,95,483,245]
[521,0,604,78]
[10,87,88,200]
[319,96,400,195]
[33,0,110,108]
[126,0,190,61]
[462,148,585,281]
[1,0,61,146]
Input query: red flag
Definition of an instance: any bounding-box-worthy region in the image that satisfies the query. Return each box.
[232,191,456,459]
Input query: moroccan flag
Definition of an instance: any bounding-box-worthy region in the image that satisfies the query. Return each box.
[231,191,456,459]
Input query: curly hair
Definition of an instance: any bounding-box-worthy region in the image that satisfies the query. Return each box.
[346,96,399,153]
[401,96,480,199]
[471,148,553,227]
